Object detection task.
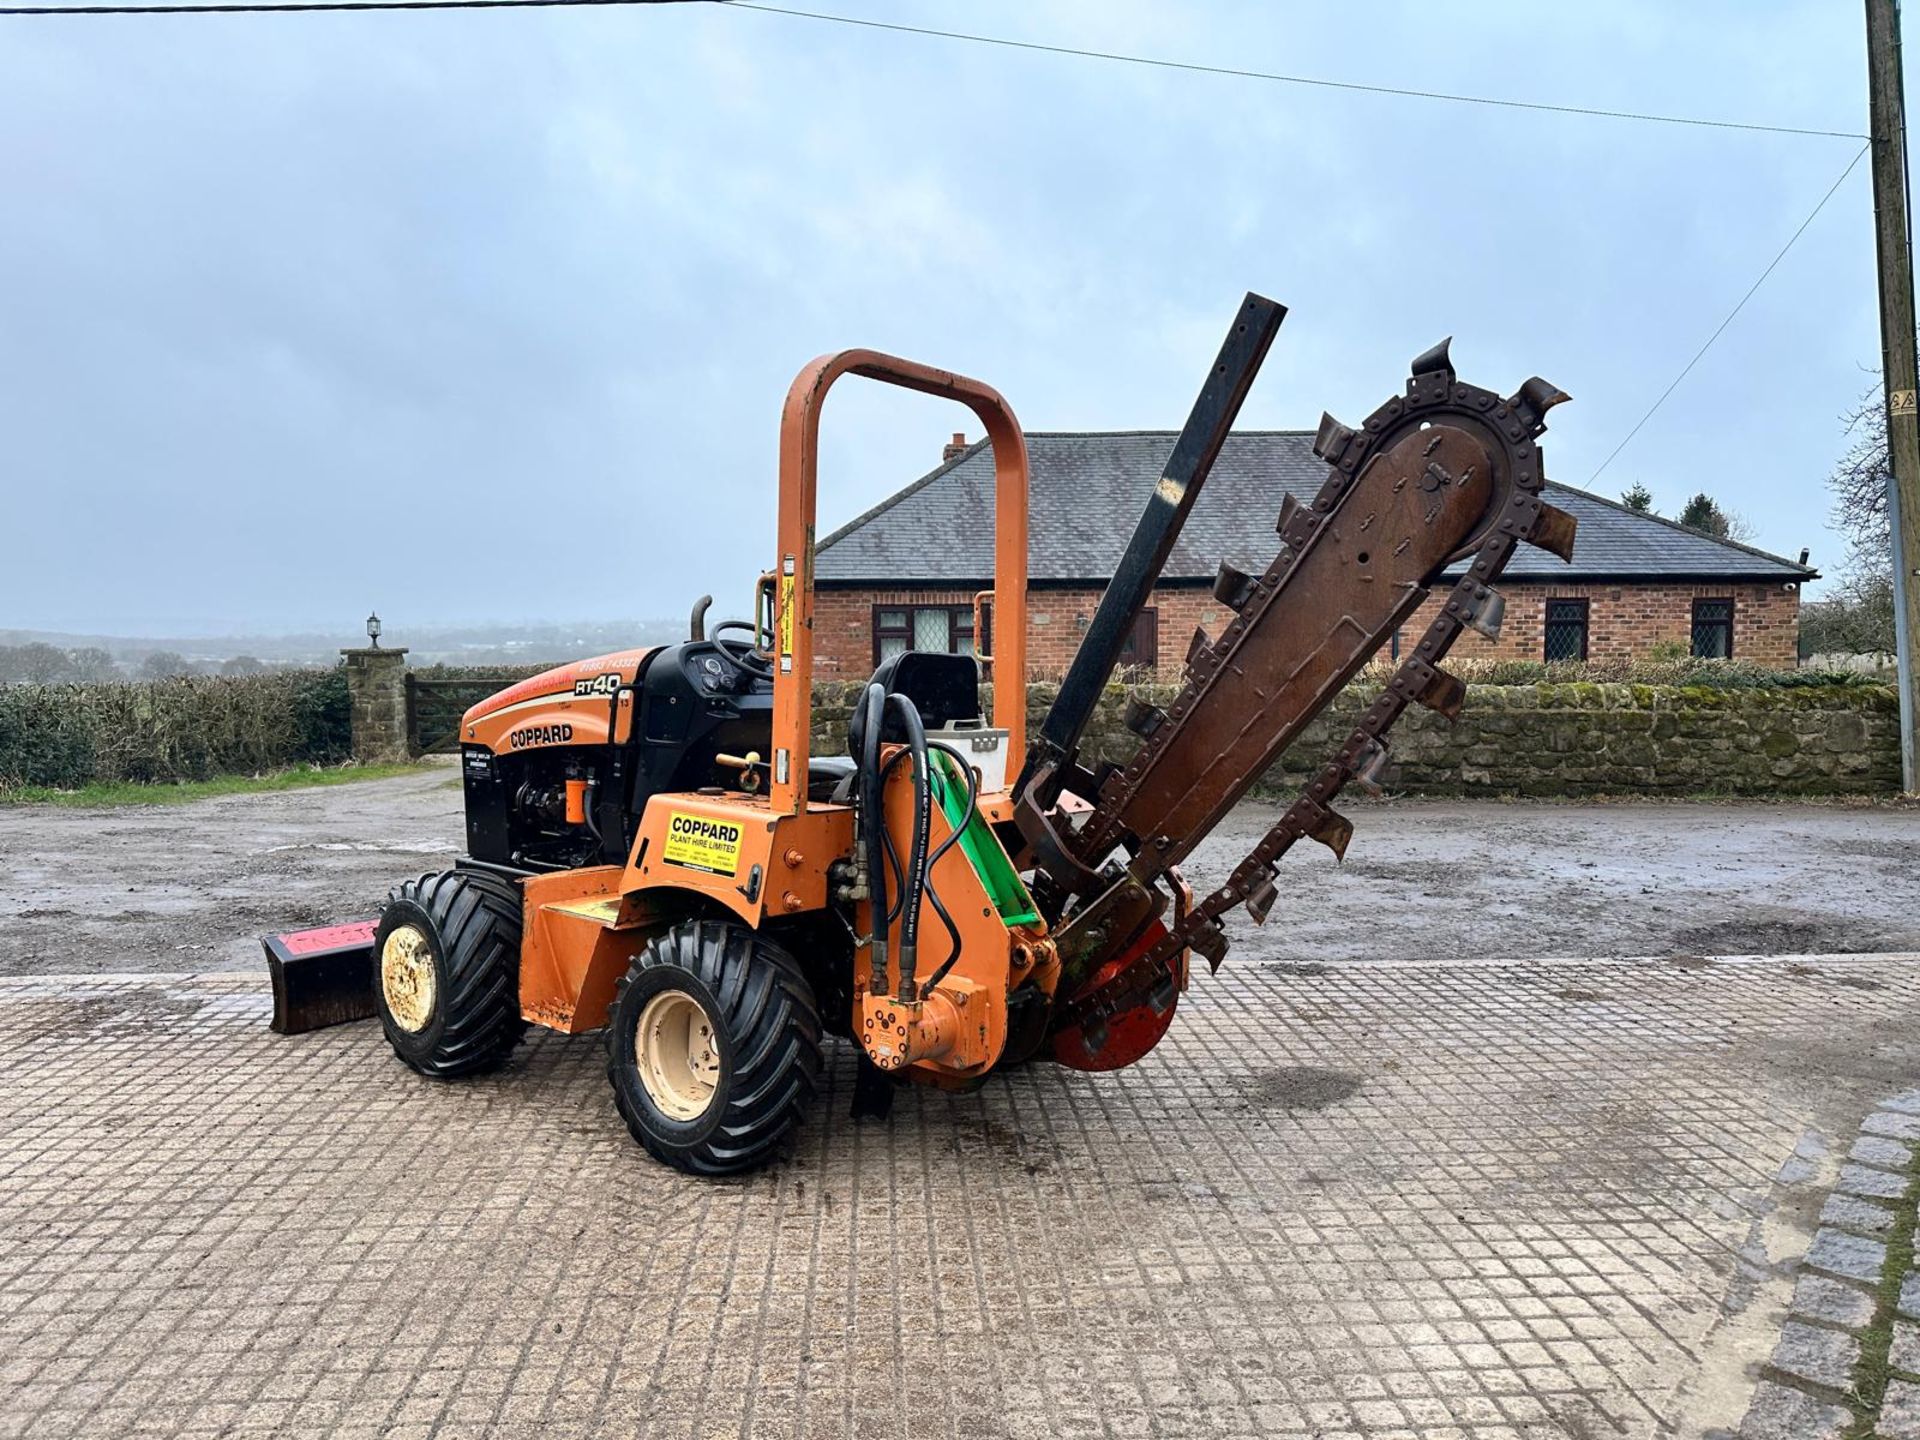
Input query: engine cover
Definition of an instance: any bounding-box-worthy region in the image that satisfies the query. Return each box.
[461,648,655,756]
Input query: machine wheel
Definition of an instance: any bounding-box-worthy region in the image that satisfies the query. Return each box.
[605,919,820,1175]
[372,870,527,1078]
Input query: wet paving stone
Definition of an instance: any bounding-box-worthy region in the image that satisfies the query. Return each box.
[1805,1228,1889,1284]
[1850,1135,1912,1169]
[1788,1273,1877,1330]
[1883,1379,1920,1440]
[1766,1321,1860,1391]
[1737,1381,1853,1440]
[1839,1163,1911,1201]
[3,958,1919,1438]
[1819,1192,1898,1238]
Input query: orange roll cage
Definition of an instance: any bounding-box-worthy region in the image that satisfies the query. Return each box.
[767,350,1029,815]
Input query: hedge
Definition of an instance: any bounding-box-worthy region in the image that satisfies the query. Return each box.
[0,652,1883,795]
[0,669,351,791]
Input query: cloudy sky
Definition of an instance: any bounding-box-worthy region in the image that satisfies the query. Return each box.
[0,0,1891,639]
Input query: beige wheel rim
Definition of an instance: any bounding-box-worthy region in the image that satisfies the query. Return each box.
[636,990,720,1122]
[380,924,437,1034]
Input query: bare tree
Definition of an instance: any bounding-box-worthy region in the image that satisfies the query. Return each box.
[221,655,267,676]
[139,650,190,680]
[67,647,119,682]
[1812,386,1899,655]
[11,643,76,683]
[1832,390,1894,567]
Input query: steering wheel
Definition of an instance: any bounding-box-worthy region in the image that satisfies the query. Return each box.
[711,619,774,673]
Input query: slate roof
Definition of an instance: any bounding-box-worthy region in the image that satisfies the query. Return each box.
[815,431,1817,586]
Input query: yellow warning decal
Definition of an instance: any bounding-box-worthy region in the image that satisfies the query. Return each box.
[662,812,743,876]
[778,573,795,656]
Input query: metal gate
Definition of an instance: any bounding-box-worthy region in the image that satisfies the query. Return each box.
[405,676,504,755]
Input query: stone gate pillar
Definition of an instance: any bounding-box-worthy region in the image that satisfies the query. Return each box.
[340,646,410,764]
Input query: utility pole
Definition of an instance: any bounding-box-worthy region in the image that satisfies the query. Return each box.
[1867,0,1920,792]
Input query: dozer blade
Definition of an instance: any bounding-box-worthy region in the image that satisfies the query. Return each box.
[264,920,378,1034]
[1046,342,1573,1046]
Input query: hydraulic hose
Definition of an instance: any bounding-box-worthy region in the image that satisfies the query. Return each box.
[876,738,979,998]
[857,681,889,996]
[916,740,979,998]
[582,779,603,846]
[883,693,931,1002]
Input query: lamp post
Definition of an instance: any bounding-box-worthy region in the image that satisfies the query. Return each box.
[366,612,382,649]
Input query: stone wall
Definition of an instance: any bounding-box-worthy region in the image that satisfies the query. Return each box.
[814,578,1803,679]
[811,679,1901,797]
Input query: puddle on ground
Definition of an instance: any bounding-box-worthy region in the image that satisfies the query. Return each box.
[952,1115,1060,1176]
[31,987,203,1040]
[1244,1066,1361,1111]
[1673,918,1890,956]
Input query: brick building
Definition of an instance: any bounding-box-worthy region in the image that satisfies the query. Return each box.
[813,431,1817,679]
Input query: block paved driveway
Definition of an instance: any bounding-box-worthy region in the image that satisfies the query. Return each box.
[5,951,1920,1438]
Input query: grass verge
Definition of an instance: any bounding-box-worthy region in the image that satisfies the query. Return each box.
[0,762,424,808]
[1843,1150,1920,1436]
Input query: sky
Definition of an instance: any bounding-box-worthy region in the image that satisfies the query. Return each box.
[0,0,1895,639]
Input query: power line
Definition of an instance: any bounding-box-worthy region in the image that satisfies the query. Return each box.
[4,0,1877,487]
[1587,142,1871,487]
[722,3,1865,143]
[4,0,1873,145]
[0,1,689,13]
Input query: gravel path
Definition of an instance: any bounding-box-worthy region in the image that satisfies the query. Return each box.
[2,765,1917,976]
[0,765,464,976]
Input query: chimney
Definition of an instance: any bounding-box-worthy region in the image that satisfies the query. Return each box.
[1798,547,1810,566]
[943,431,969,463]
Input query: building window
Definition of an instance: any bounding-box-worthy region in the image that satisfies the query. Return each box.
[1543,599,1589,662]
[1691,597,1734,659]
[873,604,979,664]
[1117,608,1159,671]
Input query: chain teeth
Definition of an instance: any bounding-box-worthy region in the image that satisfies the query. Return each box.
[1182,625,1211,675]
[1051,365,1576,1041]
[1245,873,1279,924]
[1277,492,1314,546]
[1530,502,1578,563]
[1515,376,1572,431]
[1410,337,1455,382]
[1352,737,1390,796]
[1311,412,1358,465]
[1307,808,1354,861]
[1147,970,1178,1015]
[1212,561,1257,611]
[1122,696,1168,740]
[1462,586,1507,641]
[1414,667,1469,721]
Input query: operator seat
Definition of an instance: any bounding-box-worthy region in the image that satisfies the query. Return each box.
[810,651,983,802]
[857,651,983,736]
